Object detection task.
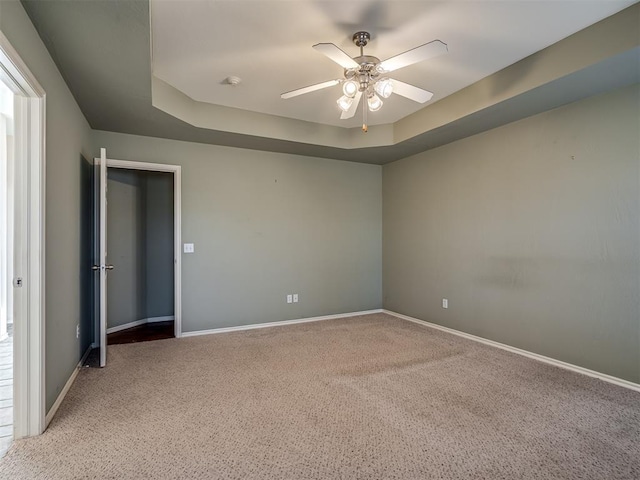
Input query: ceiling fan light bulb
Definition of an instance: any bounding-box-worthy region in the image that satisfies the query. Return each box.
[337,95,353,112]
[343,80,358,98]
[367,93,383,112]
[375,78,393,98]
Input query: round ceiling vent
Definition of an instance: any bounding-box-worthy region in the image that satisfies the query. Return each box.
[224,76,242,86]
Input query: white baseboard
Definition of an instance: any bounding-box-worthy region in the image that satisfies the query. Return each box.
[383,309,640,393]
[45,343,95,427]
[106,319,146,334]
[106,316,175,334]
[146,315,175,323]
[181,309,384,338]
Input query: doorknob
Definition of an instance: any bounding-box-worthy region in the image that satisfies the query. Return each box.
[92,265,115,271]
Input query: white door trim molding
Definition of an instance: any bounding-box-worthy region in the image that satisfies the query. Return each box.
[95,157,182,338]
[0,30,46,438]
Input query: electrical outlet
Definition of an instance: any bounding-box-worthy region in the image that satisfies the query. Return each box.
[442,298,448,309]
[76,324,80,338]
[293,294,298,303]
[183,243,195,253]
[287,294,293,304]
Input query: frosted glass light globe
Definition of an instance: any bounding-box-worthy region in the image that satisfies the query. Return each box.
[342,80,358,98]
[337,95,353,112]
[375,78,393,99]
[367,94,383,112]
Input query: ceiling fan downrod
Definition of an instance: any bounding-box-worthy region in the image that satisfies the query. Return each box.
[353,31,374,132]
[353,31,370,57]
[349,31,378,93]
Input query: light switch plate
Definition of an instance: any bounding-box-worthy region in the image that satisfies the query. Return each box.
[287,294,293,304]
[183,243,194,253]
[293,294,299,303]
[442,298,448,309]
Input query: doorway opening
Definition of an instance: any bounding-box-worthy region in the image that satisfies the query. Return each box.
[0,64,15,457]
[106,167,175,345]
[0,32,46,443]
[88,154,182,367]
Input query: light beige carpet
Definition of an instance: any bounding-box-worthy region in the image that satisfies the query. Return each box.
[1,313,639,479]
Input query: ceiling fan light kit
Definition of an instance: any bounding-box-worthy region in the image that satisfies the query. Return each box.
[281,31,448,133]
[367,93,383,112]
[375,78,393,99]
[343,80,359,97]
[337,95,353,112]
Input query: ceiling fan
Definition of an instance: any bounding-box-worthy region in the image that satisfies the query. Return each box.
[281,31,448,132]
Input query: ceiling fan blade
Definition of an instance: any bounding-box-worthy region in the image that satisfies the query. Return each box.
[281,79,341,99]
[391,80,434,103]
[378,40,448,73]
[313,43,359,69]
[340,91,362,119]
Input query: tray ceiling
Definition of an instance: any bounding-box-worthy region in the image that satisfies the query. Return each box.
[151,0,635,128]
[20,0,638,163]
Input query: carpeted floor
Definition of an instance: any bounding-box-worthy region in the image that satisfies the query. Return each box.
[1,313,639,479]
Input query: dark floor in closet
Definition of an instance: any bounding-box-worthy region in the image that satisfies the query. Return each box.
[107,321,174,345]
[82,322,175,367]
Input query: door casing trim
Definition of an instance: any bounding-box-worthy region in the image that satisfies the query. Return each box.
[94,157,183,339]
[0,29,46,438]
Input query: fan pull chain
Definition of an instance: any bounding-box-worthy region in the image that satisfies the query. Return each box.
[362,94,368,133]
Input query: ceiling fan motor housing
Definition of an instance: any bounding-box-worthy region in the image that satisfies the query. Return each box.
[345,56,381,93]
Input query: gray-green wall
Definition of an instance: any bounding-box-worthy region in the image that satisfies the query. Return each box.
[106,168,144,329]
[0,0,93,410]
[383,84,640,382]
[143,171,174,318]
[92,131,383,332]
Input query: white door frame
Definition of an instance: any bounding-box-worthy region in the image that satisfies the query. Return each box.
[97,148,108,366]
[0,31,46,438]
[95,157,182,338]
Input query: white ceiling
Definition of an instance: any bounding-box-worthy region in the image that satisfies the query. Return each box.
[151,0,635,129]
